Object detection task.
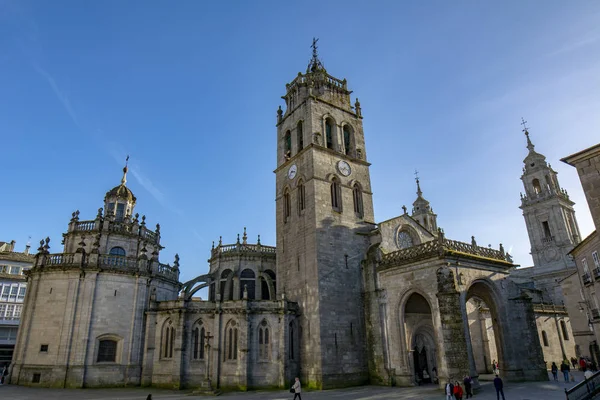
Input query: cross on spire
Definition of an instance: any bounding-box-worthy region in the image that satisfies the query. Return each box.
[521,118,535,151]
[121,155,130,185]
[311,37,319,59]
[414,170,422,196]
[307,37,325,72]
[520,117,529,133]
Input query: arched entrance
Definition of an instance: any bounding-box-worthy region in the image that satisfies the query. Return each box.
[465,281,505,376]
[404,292,438,385]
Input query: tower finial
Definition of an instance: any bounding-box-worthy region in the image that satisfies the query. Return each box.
[414,170,422,196]
[121,155,129,185]
[307,37,325,73]
[521,118,534,151]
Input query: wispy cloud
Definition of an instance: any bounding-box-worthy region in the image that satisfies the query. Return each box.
[548,28,600,57]
[32,64,80,127]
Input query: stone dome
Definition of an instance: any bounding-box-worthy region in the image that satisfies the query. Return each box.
[105,184,136,203]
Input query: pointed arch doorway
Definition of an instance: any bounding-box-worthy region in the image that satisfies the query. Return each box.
[404,292,438,385]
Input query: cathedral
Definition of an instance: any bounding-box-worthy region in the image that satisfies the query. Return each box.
[11,46,576,391]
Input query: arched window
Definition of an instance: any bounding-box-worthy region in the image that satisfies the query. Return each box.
[220,269,233,301]
[331,177,342,212]
[284,130,292,157]
[352,183,363,218]
[325,119,334,149]
[209,282,216,302]
[97,339,117,362]
[240,269,256,300]
[162,320,175,359]
[560,320,569,340]
[192,323,205,360]
[261,269,276,300]
[343,125,352,155]
[283,189,291,223]
[225,320,238,361]
[109,247,126,256]
[297,179,305,214]
[297,121,304,151]
[289,321,295,360]
[258,320,271,361]
[532,178,542,194]
[542,330,549,347]
[115,203,126,221]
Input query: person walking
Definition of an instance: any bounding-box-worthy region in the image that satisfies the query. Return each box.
[463,375,473,398]
[445,380,455,400]
[291,377,302,400]
[551,362,558,381]
[561,361,570,382]
[494,374,506,400]
[1,364,8,385]
[453,381,464,400]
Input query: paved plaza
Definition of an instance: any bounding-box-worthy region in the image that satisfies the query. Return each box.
[0,372,584,400]
[0,382,573,400]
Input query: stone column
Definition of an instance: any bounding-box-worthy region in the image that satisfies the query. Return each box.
[436,267,470,383]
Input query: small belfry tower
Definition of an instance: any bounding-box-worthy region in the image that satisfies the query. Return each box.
[519,122,581,302]
[411,177,438,233]
[274,40,375,389]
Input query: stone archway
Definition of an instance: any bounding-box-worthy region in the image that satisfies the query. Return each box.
[465,280,505,376]
[404,292,438,385]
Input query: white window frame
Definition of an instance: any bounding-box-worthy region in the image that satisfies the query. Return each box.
[583,258,590,275]
[9,286,18,301]
[18,286,26,301]
[1,286,10,301]
[10,266,20,275]
[593,251,600,269]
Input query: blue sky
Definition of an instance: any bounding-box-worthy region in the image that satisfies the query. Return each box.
[1,1,599,282]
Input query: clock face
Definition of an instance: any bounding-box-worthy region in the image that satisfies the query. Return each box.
[288,164,297,180]
[337,160,351,177]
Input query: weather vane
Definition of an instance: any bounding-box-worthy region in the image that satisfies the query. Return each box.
[414,169,420,182]
[311,37,319,59]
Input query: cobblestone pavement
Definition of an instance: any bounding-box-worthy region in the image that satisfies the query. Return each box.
[0,372,582,400]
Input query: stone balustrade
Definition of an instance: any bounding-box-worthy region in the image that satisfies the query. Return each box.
[380,236,512,268]
[520,187,570,206]
[33,252,178,282]
[532,303,568,314]
[286,70,348,94]
[68,219,160,245]
[210,242,276,259]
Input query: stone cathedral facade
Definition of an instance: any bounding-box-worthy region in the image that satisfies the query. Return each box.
[11,49,553,390]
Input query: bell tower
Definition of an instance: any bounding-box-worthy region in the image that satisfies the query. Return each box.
[274,40,375,389]
[519,123,581,302]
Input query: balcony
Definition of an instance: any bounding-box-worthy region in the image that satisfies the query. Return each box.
[594,268,600,280]
[592,309,600,320]
[542,236,555,244]
[583,273,592,285]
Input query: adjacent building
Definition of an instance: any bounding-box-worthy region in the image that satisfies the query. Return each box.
[511,129,590,364]
[562,142,600,363]
[0,241,34,365]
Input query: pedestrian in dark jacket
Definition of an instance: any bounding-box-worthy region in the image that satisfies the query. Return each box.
[561,361,570,382]
[463,375,473,398]
[551,362,558,381]
[445,380,455,400]
[494,375,505,400]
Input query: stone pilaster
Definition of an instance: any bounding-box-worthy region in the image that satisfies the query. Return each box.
[436,267,470,382]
